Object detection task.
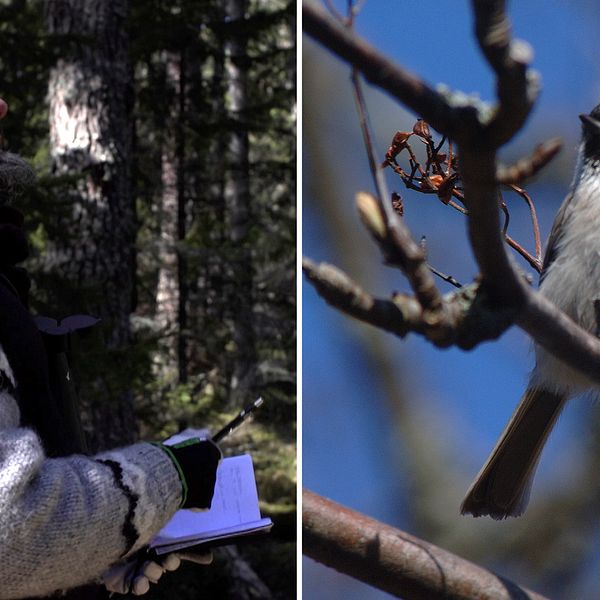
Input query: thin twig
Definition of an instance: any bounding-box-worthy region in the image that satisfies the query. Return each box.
[351,70,382,197]
[509,183,543,266]
[323,0,345,24]
[446,140,453,176]
[421,236,463,288]
[405,143,428,178]
[499,194,510,235]
[504,234,541,271]
[429,265,463,289]
[496,138,562,184]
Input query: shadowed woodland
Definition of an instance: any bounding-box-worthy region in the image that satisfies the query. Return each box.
[1,0,295,597]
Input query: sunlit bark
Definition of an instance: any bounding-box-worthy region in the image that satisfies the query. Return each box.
[46,0,135,449]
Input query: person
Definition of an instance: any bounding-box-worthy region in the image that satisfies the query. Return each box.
[0,98,221,599]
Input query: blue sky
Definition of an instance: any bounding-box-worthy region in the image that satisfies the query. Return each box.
[303,2,600,598]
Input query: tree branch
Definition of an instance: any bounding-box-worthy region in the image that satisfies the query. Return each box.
[496,138,562,185]
[355,191,444,315]
[303,489,549,600]
[303,1,479,143]
[303,256,515,350]
[302,257,423,338]
[302,0,600,385]
[472,0,539,146]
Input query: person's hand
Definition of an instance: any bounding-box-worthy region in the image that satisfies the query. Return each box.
[102,550,213,595]
[154,437,222,510]
[0,99,7,120]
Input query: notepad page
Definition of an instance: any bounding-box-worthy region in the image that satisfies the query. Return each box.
[152,454,262,546]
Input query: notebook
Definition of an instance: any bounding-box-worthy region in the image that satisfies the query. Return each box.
[151,448,272,554]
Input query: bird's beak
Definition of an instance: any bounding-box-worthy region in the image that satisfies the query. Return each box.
[579,113,600,134]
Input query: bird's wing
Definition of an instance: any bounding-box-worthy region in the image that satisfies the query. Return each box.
[539,192,573,284]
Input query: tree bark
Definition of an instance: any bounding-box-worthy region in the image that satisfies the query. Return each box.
[224,0,256,406]
[219,546,274,600]
[155,51,189,384]
[46,0,136,450]
[304,489,549,600]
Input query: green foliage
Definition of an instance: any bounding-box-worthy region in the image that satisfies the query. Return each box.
[0,1,54,157]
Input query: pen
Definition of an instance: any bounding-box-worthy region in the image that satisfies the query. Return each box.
[212,397,264,443]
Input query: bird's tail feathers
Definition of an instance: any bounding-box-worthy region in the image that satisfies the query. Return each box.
[461,387,566,519]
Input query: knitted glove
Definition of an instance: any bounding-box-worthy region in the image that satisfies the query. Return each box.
[153,438,222,510]
[102,551,212,595]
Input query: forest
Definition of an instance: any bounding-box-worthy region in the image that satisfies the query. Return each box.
[1,0,295,598]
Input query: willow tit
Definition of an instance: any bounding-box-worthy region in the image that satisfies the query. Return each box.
[461,105,600,518]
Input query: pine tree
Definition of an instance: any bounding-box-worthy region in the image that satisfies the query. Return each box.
[45,0,136,450]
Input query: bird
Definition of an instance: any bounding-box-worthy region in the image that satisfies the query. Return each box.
[461,104,600,519]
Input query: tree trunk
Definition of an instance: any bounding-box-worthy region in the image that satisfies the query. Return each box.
[224,0,255,406]
[46,0,135,450]
[219,547,274,600]
[155,51,188,384]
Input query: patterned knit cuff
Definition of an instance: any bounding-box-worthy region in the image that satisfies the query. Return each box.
[97,442,184,553]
